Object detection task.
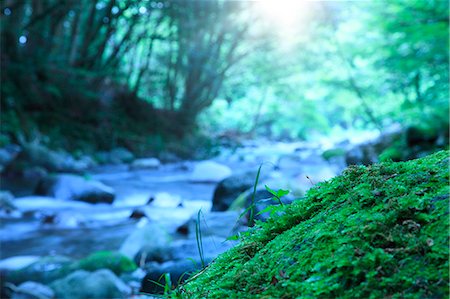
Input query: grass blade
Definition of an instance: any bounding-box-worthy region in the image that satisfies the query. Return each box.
[248,164,263,227]
[195,209,205,269]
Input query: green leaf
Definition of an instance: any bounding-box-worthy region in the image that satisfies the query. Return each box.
[265,185,289,206]
[265,185,277,196]
[276,189,290,197]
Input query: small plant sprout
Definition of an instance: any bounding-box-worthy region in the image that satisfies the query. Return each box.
[257,185,290,218]
[264,185,289,206]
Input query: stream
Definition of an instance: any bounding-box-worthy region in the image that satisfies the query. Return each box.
[0,139,354,296]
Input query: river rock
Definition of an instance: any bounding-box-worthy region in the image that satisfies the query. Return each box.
[6,143,90,174]
[0,190,17,213]
[0,144,21,172]
[75,155,97,169]
[110,148,135,164]
[39,212,58,225]
[136,228,238,266]
[189,161,232,183]
[50,269,131,299]
[97,148,135,165]
[130,158,161,170]
[169,238,237,262]
[277,154,303,170]
[129,208,147,220]
[0,256,40,271]
[211,171,262,211]
[119,268,146,294]
[39,211,86,228]
[35,174,115,204]
[119,223,170,260]
[159,152,181,163]
[134,245,174,265]
[11,281,54,299]
[6,256,74,285]
[22,166,48,180]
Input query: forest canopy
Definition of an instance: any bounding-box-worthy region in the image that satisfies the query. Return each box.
[1,0,448,154]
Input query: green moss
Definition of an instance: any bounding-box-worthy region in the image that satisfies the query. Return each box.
[322,148,346,161]
[76,251,137,275]
[177,151,449,298]
[379,146,404,162]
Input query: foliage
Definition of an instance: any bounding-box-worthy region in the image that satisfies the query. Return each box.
[177,151,449,298]
[0,0,447,153]
[255,186,289,219]
[0,0,251,151]
[201,0,449,141]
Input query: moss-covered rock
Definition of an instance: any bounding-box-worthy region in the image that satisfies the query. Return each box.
[379,145,404,162]
[75,251,137,275]
[177,151,449,298]
[322,148,346,161]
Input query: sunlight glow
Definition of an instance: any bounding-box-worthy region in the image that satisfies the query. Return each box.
[255,0,311,32]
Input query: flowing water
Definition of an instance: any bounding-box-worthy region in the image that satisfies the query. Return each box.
[0,140,348,267]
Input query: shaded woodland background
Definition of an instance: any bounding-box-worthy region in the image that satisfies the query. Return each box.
[1,0,449,158]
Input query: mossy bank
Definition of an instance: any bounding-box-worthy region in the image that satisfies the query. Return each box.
[176,151,449,298]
